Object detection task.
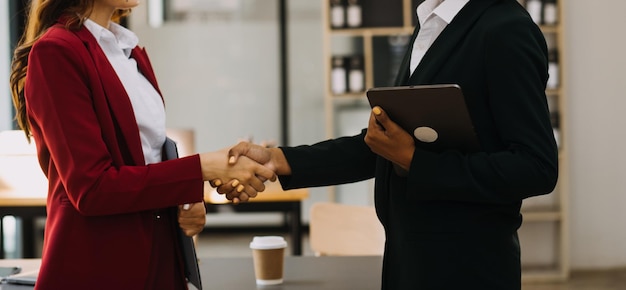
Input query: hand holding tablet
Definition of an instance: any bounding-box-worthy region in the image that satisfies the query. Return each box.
[366,84,481,153]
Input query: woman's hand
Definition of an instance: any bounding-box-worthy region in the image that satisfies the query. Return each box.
[199,149,276,201]
[364,106,415,171]
[214,142,290,203]
[178,202,206,237]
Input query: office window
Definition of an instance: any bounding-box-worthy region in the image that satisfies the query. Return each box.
[1,2,10,130]
[2,0,27,130]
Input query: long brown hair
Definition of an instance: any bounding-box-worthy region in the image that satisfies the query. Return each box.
[9,0,128,140]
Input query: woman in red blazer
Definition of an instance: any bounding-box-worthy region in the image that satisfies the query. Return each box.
[9,1,275,289]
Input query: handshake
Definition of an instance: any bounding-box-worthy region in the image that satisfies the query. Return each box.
[180,141,285,236]
[199,141,289,204]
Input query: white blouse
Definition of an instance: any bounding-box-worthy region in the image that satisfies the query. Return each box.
[84,19,166,165]
[410,0,469,75]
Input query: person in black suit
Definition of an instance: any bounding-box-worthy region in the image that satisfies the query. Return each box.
[220,0,558,289]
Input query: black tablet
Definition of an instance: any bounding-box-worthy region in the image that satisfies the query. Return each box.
[366,84,480,153]
[163,138,203,290]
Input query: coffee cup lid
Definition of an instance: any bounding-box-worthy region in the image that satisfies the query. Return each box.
[249,236,288,249]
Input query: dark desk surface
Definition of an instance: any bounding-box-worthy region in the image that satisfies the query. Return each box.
[0,256,383,290]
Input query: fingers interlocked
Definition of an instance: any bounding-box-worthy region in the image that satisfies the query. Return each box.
[212,142,278,203]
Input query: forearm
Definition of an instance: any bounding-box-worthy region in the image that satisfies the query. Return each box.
[278,133,377,189]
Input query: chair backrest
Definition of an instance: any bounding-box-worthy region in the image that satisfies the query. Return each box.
[309,202,385,256]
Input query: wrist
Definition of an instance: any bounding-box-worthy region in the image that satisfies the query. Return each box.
[199,152,223,181]
[396,145,415,171]
[404,146,415,170]
[270,148,291,175]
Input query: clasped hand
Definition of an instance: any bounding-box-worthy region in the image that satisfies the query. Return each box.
[199,145,277,203]
[177,147,276,236]
[211,142,280,203]
[209,106,414,202]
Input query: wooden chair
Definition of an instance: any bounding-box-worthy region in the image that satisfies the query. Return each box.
[309,202,385,256]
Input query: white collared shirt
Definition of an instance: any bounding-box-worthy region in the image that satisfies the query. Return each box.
[83,19,166,165]
[409,0,469,75]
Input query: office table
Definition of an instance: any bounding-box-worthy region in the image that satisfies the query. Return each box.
[0,256,383,289]
[0,182,308,258]
[200,256,382,290]
[204,182,308,256]
[0,192,46,259]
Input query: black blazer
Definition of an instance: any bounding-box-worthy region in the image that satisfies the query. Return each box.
[280,0,558,289]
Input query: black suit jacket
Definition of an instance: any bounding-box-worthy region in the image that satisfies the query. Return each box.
[280,0,558,289]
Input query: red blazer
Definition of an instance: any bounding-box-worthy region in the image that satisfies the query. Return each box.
[24,20,204,289]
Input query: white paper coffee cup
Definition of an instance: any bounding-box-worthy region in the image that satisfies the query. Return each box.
[250,236,288,285]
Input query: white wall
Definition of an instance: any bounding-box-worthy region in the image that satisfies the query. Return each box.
[565,1,626,269]
[130,1,282,152]
[0,2,12,131]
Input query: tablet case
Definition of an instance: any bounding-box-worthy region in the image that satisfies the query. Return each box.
[366,84,480,153]
[163,137,203,290]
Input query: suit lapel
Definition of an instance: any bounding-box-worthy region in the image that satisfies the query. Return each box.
[394,23,421,86]
[409,0,498,85]
[74,27,145,166]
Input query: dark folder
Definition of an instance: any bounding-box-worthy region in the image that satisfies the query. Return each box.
[366,84,481,153]
[163,137,203,290]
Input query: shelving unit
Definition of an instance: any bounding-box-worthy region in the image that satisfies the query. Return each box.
[320,0,419,205]
[518,0,569,282]
[321,0,569,282]
[322,0,417,140]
